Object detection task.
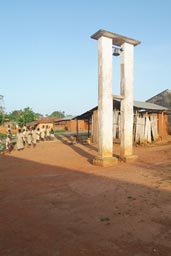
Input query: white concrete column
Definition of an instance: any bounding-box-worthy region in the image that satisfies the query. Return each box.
[93,36,118,166]
[98,36,113,159]
[120,42,134,158]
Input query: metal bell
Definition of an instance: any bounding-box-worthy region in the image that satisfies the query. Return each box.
[113,48,120,56]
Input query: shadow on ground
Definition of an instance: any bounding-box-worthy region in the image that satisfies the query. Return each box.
[0,142,171,256]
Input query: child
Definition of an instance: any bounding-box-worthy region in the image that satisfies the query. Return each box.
[27,127,32,147]
[0,139,5,153]
[32,127,37,148]
[5,135,13,153]
[50,128,55,140]
[16,129,24,151]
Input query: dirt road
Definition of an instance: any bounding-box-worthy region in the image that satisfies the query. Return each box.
[0,138,171,256]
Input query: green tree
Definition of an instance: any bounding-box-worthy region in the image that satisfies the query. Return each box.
[0,112,4,125]
[49,111,65,118]
[34,112,44,120]
[8,110,23,122]
[23,107,35,123]
[0,95,5,124]
[8,107,38,127]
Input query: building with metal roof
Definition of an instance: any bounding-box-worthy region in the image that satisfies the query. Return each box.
[74,99,170,144]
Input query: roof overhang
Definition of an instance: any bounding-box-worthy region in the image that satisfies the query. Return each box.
[74,99,170,121]
[91,29,141,47]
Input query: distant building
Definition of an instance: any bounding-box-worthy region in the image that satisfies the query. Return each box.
[146,89,171,134]
[26,117,87,133]
[54,117,88,132]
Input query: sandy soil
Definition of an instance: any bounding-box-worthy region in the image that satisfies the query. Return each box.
[0,136,171,256]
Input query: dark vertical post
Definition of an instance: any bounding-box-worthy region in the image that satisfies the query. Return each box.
[76,119,79,142]
[88,117,90,138]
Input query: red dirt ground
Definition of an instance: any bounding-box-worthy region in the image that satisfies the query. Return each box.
[0,136,171,256]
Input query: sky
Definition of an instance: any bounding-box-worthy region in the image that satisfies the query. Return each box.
[0,0,171,116]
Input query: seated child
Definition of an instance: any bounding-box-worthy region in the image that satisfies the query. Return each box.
[0,139,5,153]
[6,135,13,153]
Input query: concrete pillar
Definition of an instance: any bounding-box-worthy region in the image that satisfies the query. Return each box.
[93,36,117,166]
[91,30,140,165]
[120,43,136,160]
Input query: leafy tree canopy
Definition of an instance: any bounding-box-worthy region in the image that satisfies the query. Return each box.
[48,111,65,118]
[0,112,4,125]
[7,107,42,127]
[1,108,68,126]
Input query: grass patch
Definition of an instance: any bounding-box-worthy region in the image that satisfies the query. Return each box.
[54,130,66,133]
[0,133,7,139]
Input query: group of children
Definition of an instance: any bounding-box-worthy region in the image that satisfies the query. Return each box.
[0,125,55,153]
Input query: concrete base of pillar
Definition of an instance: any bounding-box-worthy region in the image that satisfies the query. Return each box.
[93,156,118,167]
[120,154,138,162]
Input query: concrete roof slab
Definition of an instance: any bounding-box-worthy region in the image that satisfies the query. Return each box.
[91,29,141,47]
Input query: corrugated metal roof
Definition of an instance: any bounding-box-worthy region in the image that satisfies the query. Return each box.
[133,101,169,111]
[75,100,169,120]
[146,89,171,102]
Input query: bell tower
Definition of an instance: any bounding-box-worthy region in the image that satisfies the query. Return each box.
[91,30,141,166]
